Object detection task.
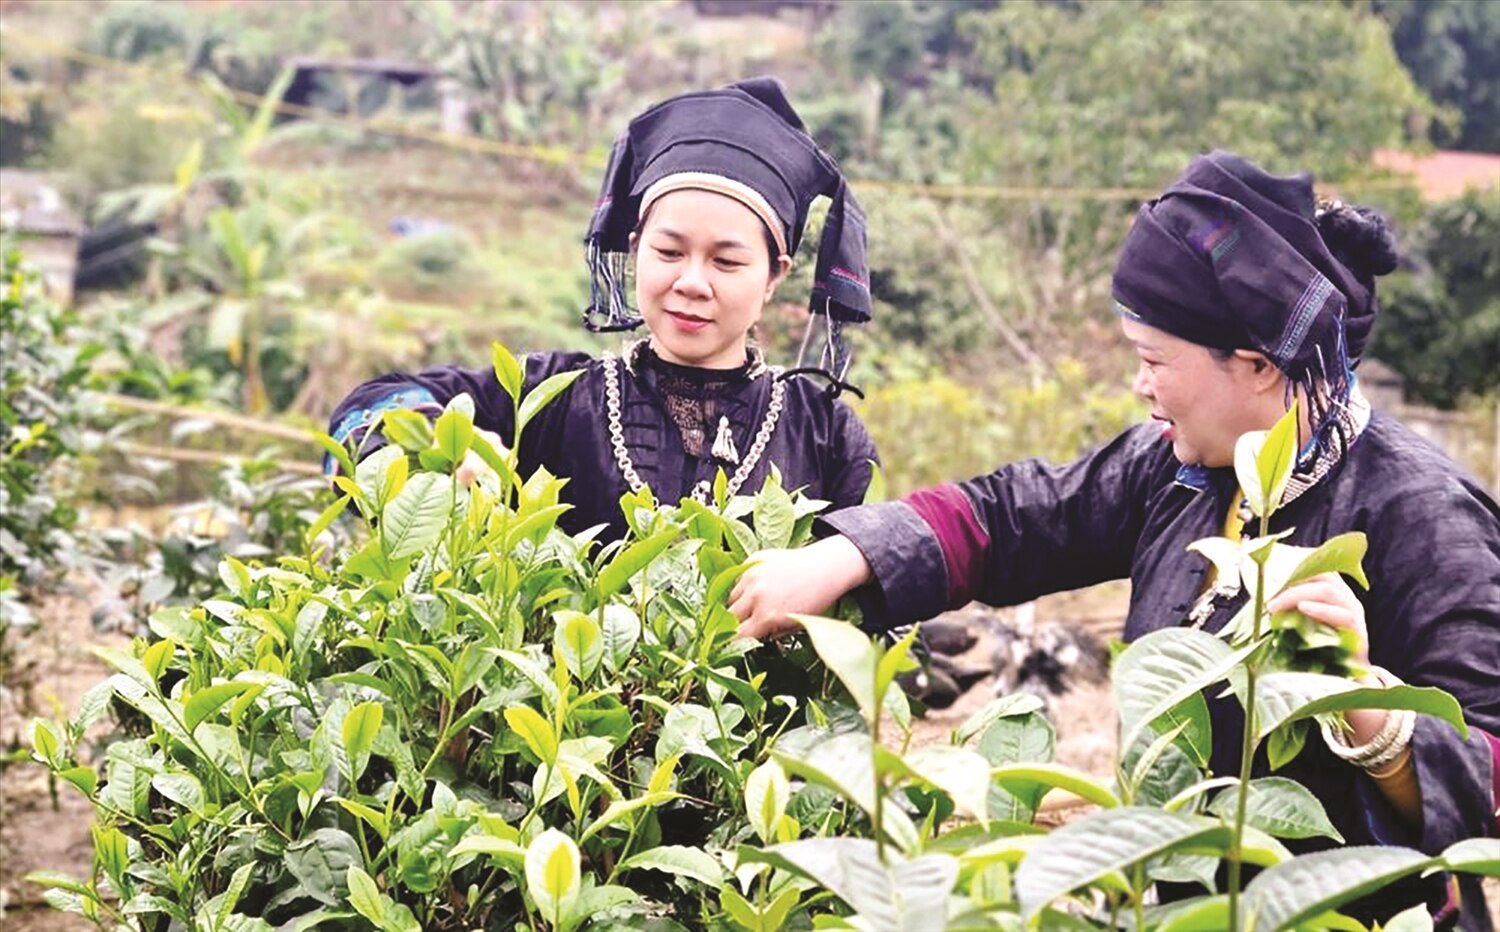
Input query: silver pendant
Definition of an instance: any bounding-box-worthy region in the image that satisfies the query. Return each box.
[711,415,739,464]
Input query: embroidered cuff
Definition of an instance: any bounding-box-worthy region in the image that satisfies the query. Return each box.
[325,386,441,475]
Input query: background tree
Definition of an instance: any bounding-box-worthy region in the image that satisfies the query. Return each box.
[1375,0,1500,153]
[1368,188,1500,406]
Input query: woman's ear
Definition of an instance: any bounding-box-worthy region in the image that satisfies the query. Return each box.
[766,253,792,301]
[1232,349,1283,393]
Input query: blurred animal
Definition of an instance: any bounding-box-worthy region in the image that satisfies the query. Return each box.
[898,604,1112,711]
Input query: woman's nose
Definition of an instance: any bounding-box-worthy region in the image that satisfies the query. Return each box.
[1131,363,1151,398]
[673,261,712,299]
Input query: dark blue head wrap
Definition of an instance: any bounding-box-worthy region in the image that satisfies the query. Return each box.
[583,77,871,335]
[1112,150,1398,450]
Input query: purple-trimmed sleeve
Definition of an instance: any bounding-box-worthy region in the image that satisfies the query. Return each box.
[904,484,989,608]
[820,424,1171,631]
[820,501,952,631]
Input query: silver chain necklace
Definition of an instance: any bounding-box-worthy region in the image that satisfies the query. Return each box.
[602,340,785,504]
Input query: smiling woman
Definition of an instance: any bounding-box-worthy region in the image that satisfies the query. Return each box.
[324,78,878,544]
[730,150,1500,930]
[633,188,791,370]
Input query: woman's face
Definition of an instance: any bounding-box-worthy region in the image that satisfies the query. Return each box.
[634,188,789,369]
[1121,317,1287,467]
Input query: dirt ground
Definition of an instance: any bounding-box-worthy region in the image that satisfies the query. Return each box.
[1,588,127,931]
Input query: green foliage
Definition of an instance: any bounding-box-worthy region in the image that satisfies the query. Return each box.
[1368,188,1500,407]
[0,57,58,166]
[24,349,850,929]
[371,230,492,302]
[28,359,1490,930]
[855,361,1144,495]
[0,250,102,596]
[407,0,791,153]
[801,0,1436,368]
[101,454,356,624]
[85,1,191,63]
[44,69,208,206]
[1377,0,1500,151]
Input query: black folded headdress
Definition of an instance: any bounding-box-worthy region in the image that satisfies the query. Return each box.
[583,77,871,338]
[1112,150,1397,451]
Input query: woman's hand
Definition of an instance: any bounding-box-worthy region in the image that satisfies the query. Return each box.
[455,429,507,488]
[1265,571,1370,666]
[1266,571,1387,742]
[730,535,873,640]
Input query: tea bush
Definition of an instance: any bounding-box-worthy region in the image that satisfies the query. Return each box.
[0,250,104,617]
[26,350,1500,931]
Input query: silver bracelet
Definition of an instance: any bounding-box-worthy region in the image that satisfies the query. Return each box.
[1361,709,1417,772]
[1318,666,1417,770]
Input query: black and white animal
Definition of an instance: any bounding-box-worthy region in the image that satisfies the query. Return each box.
[900,605,1112,710]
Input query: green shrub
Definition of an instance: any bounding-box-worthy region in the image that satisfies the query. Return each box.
[0,248,102,594]
[24,350,1498,931]
[23,344,856,929]
[372,231,493,303]
[857,360,1146,495]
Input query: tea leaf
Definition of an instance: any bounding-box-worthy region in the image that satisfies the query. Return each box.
[991,763,1121,810]
[434,405,474,464]
[1207,776,1342,842]
[284,828,362,907]
[752,478,796,549]
[524,829,580,927]
[217,861,257,925]
[381,408,433,453]
[305,495,350,551]
[58,766,97,797]
[580,790,680,844]
[1241,846,1434,930]
[341,702,384,781]
[336,798,390,841]
[505,705,557,765]
[151,771,205,815]
[905,745,993,822]
[618,845,726,889]
[346,866,386,926]
[447,824,522,861]
[793,615,879,723]
[1441,838,1500,876]
[1277,531,1370,591]
[1114,628,1254,756]
[91,824,130,887]
[1014,808,1226,920]
[491,341,524,403]
[600,604,641,674]
[745,760,791,844]
[314,431,357,480]
[596,526,682,602]
[553,611,604,682]
[518,369,584,437]
[142,639,175,685]
[1256,402,1300,517]
[1254,672,1468,741]
[739,839,956,930]
[30,719,59,764]
[185,682,258,733]
[954,693,1045,747]
[381,473,454,560]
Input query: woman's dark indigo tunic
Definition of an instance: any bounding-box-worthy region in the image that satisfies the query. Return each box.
[329,349,878,544]
[825,415,1500,929]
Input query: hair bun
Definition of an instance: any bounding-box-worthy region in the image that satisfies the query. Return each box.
[1316,202,1399,278]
